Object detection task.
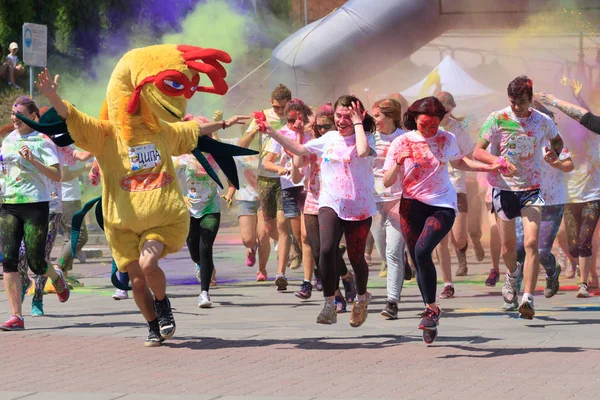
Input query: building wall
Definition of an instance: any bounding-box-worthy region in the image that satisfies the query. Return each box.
[290,0,347,24]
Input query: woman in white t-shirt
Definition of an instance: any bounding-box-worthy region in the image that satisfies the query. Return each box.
[263,99,314,295]
[265,95,376,328]
[383,96,501,344]
[370,99,406,320]
[0,96,70,331]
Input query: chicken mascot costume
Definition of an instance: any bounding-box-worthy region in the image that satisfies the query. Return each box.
[18,44,257,346]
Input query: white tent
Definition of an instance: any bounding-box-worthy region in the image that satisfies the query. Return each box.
[401,56,495,99]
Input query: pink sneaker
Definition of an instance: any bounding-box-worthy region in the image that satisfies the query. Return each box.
[0,314,24,331]
[246,247,257,267]
[52,269,70,303]
[256,270,267,282]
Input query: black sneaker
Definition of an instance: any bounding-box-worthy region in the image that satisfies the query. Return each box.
[380,299,398,319]
[144,320,164,347]
[295,281,313,300]
[422,327,438,344]
[154,296,176,340]
[275,275,288,291]
[544,264,561,298]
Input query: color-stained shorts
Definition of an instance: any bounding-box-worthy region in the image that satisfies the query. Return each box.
[491,188,545,221]
[258,176,283,220]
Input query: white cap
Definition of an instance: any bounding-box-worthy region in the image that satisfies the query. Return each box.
[8,42,18,51]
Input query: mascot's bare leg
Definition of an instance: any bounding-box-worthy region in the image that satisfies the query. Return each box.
[127,240,174,347]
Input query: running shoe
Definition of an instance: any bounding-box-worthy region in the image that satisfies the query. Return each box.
[341,273,357,304]
[473,238,485,262]
[502,265,521,304]
[577,282,590,298]
[379,263,387,277]
[21,275,32,303]
[256,269,267,282]
[334,295,347,313]
[518,297,535,319]
[275,274,288,291]
[380,299,398,320]
[112,289,129,300]
[502,300,518,311]
[289,254,302,270]
[31,300,44,317]
[198,290,212,308]
[485,268,500,287]
[195,264,201,284]
[349,291,372,328]
[455,250,468,276]
[313,275,323,291]
[419,306,441,344]
[52,269,70,303]
[439,285,455,299]
[544,264,561,299]
[295,281,313,300]
[154,296,176,340]
[0,314,24,331]
[245,247,257,267]
[75,250,87,263]
[316,300,337,324]
[210,268,217,287]
[144,321,164,347]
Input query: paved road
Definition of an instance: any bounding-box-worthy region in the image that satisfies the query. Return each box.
[1,228,599,400]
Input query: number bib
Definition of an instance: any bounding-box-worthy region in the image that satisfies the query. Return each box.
[128,144,162,171]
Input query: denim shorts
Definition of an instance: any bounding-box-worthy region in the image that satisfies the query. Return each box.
[237,200,259,217]
[492,188,545,221]
[282,186,306,218]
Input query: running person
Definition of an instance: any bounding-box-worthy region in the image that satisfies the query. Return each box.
[511,101,573,308]
[290,103,356,309]
[370,98,406,319]
[383,96,501,343]
[263,99,313,293]
[435,91,476,299]
[0,96,70,330]
[474,76,564,319]
[265,95,376,327]
[174,151,222,308]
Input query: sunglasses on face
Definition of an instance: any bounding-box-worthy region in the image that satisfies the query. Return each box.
[315,123,333,130]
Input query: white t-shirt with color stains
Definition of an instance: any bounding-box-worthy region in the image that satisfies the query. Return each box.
[304,131,376,221]
[443,118,475,194]
[479,107,559,192]
[0,130,59,204]
[383,129,463,212]
[373,128,405,202]
[173,154,220,219]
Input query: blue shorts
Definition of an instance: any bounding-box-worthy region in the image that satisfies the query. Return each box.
[237,200,259,217]
[492,188,545,221]
[282,186,306,218]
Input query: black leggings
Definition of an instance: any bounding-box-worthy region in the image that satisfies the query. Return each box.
[399,198,455,305]
[0,202,50,275]
[318,207,371,297]
[304,213,348,290]
[187,213,220,292]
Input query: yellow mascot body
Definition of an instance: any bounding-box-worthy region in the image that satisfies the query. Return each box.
[60,44,231,272]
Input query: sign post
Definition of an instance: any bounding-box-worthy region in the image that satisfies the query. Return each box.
[22,23,47,98]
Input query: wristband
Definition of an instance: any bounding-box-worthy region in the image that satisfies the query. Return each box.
[353,123,363,126]
[222,120,226,130]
